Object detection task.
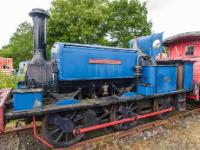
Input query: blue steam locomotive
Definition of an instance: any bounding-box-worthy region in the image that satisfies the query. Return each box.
[0,8,193,148]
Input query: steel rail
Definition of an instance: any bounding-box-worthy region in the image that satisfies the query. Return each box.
[1,108,200,150]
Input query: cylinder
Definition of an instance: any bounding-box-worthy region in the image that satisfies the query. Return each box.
[29,8,49,60]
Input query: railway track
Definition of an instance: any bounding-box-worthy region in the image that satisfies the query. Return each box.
[0,122,41,136]
[1,107,200,150]
[58,107,200,150]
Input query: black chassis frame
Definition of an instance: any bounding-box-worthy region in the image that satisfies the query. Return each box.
[4,89,191,120]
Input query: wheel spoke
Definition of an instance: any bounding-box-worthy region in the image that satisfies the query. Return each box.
[73,116,84,122]
[159,106,165,110]
[128,103,133,109]
[70,111,77,120]
[42,112,85,147]
[98,112,108,120]
[103,108,110,114]
[49,128,61,136]
[125,103,129,108]
[116,110,123,115]
[153,97,172,120]
[116,115,124,120]
[55,131,64,142]
[65,134,69,141]
[111,104,138,130]
[130,106,137,112]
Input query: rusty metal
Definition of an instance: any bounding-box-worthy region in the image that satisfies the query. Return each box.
[0,88,12,132]
[0,88,12,106]
[177,64,184,89]
[1,122,41,136]
[32,116,53,148]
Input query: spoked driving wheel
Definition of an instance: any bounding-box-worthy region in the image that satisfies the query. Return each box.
[42,111,85,148]
[153,96,172,119]
[110,103,138,130]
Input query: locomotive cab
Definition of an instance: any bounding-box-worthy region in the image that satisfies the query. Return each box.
[162,32,200,101]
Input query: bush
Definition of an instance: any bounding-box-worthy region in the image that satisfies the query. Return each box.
[0,72,19,88]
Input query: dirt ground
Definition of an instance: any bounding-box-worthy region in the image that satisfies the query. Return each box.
[129,117,200,150]
[85,114,200,150]
[0,131,47,150]
[1,114,200,150]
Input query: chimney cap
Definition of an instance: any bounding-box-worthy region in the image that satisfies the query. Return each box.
[29,8,49,18]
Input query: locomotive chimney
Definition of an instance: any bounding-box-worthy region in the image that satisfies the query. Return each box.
[29,8,49,60]
[26,8,52,87]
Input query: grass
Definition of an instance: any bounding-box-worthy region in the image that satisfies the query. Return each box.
[0,72,19,88]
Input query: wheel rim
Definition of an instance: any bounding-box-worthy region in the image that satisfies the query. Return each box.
[110,103,138,130]
[153,97,172,119]
[42,111,85,148]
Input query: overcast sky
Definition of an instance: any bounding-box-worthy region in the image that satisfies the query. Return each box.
[0,0,51,48]
[0,0,200,48]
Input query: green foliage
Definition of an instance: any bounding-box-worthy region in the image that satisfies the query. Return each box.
[47,0,110,47]
[48,0,152,48]
[0,72,19,88]
[107,0,152,47]
[0,21,33,68]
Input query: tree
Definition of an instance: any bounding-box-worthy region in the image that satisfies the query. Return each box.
[47,0,109,47]
[47,0,151,48]
[107,0,152,47]
[0,22,33,68]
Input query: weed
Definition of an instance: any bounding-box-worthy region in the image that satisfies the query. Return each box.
[0,72,19,88]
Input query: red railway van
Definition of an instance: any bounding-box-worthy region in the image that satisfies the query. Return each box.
[0,57,13,74]
[162,31,200,101]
